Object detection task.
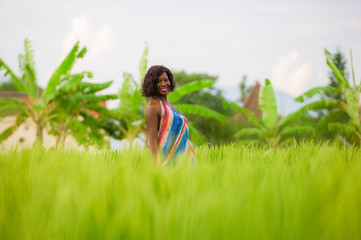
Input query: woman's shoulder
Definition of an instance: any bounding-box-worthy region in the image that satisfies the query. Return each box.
[146,98,161,113]
[148,98,160,106]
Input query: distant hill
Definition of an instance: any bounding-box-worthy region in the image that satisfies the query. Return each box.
[216,84,307,117]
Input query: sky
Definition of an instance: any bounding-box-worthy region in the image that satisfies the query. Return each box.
[1,0,361,103]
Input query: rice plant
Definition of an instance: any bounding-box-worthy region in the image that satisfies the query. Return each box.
[0,143,360,240]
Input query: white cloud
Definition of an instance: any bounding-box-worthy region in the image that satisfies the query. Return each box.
[271,51,312,97]
[61,15,114,61]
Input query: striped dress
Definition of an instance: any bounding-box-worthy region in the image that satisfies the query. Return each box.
[156,99,197,166]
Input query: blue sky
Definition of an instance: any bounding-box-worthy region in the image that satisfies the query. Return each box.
[1,0,361,101]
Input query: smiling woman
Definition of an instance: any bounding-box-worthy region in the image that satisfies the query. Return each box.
[141,65,197,166]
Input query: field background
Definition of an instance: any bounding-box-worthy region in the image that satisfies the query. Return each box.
[1,143,360,240]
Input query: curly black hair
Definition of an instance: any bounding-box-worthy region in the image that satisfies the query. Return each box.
[141,65,176,97]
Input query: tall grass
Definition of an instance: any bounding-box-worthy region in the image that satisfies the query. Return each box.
[1,143,360,240]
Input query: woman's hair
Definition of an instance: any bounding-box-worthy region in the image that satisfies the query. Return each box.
[141,65,175,97]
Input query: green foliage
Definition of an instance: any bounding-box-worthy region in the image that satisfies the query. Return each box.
[171,70,217,86]
[18,39,38,98]
[0,79,17,91]
[235,79,315,148]
[171,71,237,145]
[115,55,149,144]
[326,48,348,100]
[0,98,28,120]
[49,75,118,148]
[1,143,361,239]
[295,86,337,102]
[175,104,227,122]
[0,39,115,147]
[0,60,26,93]
[138,44,148,81]
[296,49,361,145]
[43,42,86,100]
[259,79,277,129]
[325,49,349,89]
[239,74,250,102]
[167,79,215,102]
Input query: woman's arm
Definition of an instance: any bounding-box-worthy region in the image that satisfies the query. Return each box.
[145,100,161,158]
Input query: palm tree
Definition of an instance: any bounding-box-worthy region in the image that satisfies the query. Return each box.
[0,39,117,147]
[233,79,315,148]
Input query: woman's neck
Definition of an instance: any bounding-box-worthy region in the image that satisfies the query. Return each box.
[155,95,167,102]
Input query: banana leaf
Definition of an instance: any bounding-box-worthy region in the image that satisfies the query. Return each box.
[234,128,261,138]
[18,39,38,99]
[58,72,89,91]
[71,93,118,105]
[295,86,337,102]
[328,122,356,135]
[345,89,360,127]
[280,125,316,137]
[277,111,304,129]
[138,44,148,83]
[43,42,85,99]
[0,112,28,143]
[318,108,347,128]
[296,99,339,112]
[77,81,113,93]
[168,79,215,102]
[175,104,228,122]
[259,79,278,129]
[119,72,144,116]
[0,98,28,120]
[0,59,26,93]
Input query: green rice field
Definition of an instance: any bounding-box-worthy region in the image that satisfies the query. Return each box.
[1,143,360,240]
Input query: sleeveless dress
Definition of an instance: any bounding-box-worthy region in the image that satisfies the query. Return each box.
[155,99,197,166]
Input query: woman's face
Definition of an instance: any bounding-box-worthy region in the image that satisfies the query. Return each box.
[157,72,170,96]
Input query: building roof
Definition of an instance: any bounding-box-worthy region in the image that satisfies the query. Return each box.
[232,81,262,122]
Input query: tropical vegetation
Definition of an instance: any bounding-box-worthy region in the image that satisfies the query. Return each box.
[296,49,361,145]
[233,79,315,148]
[0,39,117,147]
[1,39,361,240]
[172,71,240,144]
[0,40,360,149]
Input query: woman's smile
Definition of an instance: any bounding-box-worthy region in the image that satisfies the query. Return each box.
[157,72,170,95]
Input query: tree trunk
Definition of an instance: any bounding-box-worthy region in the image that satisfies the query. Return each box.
[35,118,43,146]
[55,123,64,149]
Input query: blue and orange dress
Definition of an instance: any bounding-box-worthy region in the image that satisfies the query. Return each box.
[155,99,197,166]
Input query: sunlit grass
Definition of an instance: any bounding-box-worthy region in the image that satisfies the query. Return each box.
[1,143,360,240]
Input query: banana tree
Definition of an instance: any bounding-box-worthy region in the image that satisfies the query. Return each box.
[116,45,228,145]
[296,49,361,145]
[233,79,316,148]
[0,39,117,147]
[48,76,118,148]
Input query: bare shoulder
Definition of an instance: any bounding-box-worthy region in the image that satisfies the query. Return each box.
[146,98,161,116]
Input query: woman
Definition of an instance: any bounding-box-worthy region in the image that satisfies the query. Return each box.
[142,65,196,166]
